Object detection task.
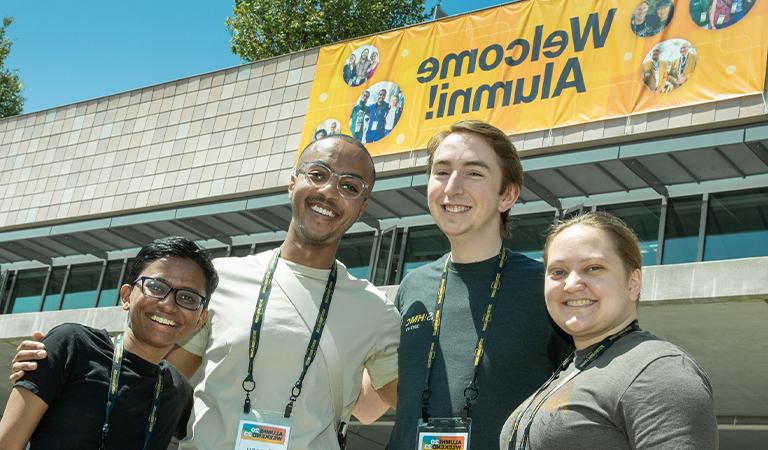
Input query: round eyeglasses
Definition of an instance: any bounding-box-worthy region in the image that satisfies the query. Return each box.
[132,276,207,311]
[296,161,369,199]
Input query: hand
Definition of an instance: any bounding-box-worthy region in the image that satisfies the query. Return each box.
[9,331,47,385]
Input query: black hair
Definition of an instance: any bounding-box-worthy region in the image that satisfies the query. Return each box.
[127,236,219,304]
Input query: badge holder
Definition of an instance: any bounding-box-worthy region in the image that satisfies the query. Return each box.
[235,410,292,450]
[416,417,471,450]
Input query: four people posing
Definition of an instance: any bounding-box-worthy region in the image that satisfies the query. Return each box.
[6,125,717,449]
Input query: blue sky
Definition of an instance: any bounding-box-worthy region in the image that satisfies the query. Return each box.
[3,0,508,114]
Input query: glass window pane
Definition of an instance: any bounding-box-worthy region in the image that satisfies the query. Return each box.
[231,244,253,257]
[205,247,230,259]
[121,258,136,285]
[9,269,48,314]
[373,229,397,286]
[505,212,556,262]
[662,196,701,264]
[42,267,67,311]
[98,260,125,307]
[62,263,103,310]
[402,225,450,278]
[704,189,768,261]
[599,200,661,266]
[337,233,374,281]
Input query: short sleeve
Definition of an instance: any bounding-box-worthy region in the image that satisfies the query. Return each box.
[178,317,211,357]
[619,355,718,449]
[14,323,82,405]
[364,297,401,390]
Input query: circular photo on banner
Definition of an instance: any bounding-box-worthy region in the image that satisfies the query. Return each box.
[630,0,675,37]
[342,45,380,87]
[641,39,698,93]
[690,0,756,29]
[348,82,404,144]
[313,119,342,141]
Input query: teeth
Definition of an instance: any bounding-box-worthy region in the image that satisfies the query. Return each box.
[444,205,470,213]
[150,315,177,326]
[566,299,596,307]
[310,205,336,217]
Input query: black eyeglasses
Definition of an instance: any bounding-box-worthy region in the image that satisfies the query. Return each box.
[132,276,207,311]
[296,161,369,199]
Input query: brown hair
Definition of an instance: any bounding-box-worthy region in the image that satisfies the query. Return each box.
[425,120,523,238]
[543,211,643,276]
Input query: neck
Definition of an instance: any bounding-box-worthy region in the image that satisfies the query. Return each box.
[280,229,338,269]
[573,316,638,350]
[122,329,168,365]
[449,234,503,263]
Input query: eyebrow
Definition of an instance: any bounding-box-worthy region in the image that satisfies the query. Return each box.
[305,160,368,180]
[432,158,493,170]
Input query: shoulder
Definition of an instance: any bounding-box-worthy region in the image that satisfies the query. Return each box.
[161,361,193,393]
[609,332,707,384]
[335,260,389,305]
[504,249,543,272]
[45,323,110,348]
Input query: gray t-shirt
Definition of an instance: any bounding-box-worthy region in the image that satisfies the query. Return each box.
[500,330,718,449]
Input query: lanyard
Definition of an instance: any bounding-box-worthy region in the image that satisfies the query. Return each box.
[508,320,641,450]
[421,247,507,422]
[240,249,338,418]
[100,333,164,450]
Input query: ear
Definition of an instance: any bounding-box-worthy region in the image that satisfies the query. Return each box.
[119,284,133,310]
[628,268,642,303]
[288,171,297,199]
[497,183,521,214]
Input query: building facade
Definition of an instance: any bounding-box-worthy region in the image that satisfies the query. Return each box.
[1,13,767,450]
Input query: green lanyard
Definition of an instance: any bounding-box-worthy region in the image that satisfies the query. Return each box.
[508,320,641,450]
[241,249,338,418]
[421,247,507,422]
[100,333,164,450]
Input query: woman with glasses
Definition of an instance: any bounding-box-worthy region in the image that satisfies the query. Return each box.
[500,212,717,449]
[0,236,218,450]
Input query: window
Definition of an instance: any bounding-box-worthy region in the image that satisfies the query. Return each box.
[337,233,375,281]
[42,267,67,311]
[9,269,48,313]
[62,263,103,310]
[505,212,557,262]
[98,260,125,307]
[401,225,450,278]
[704,189,768,261]
[662,196,702,264]
[600,200,661,266]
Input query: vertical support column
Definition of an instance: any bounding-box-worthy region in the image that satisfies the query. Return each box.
[696,193,709,262]
[656,197,668,265]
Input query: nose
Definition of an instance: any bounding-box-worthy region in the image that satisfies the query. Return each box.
[444,170,463,196]
[563,271,584,292]
[157,291,180,310]
[317,174,341,198]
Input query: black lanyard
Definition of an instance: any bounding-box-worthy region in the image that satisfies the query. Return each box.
[241,249,338,418]
[421,247,507,422]
[100,333,164,450]
[508,320,641,450]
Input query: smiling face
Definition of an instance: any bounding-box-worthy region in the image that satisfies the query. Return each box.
[656,4,671,21]
[633,2,649,22]
[544,224,641,349]
[120,256,208,361]
[427,132,518,250]
[287,138,373,258]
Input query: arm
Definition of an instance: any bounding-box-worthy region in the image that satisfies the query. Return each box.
[165,345,203,380]
[9,331,47,385]
[0,387,49,450]
[352,370,397,424]
[621,355,717,449]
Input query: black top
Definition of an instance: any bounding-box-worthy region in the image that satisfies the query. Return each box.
[16,323,192,450]
[387,250,571,449]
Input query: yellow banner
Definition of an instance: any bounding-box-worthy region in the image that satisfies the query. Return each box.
[301,0,768,155]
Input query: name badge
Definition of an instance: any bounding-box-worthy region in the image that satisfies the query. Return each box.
[235,411,292,450]
[416,417,471,450]
[731,3,738,14]
[716,14,725,25]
